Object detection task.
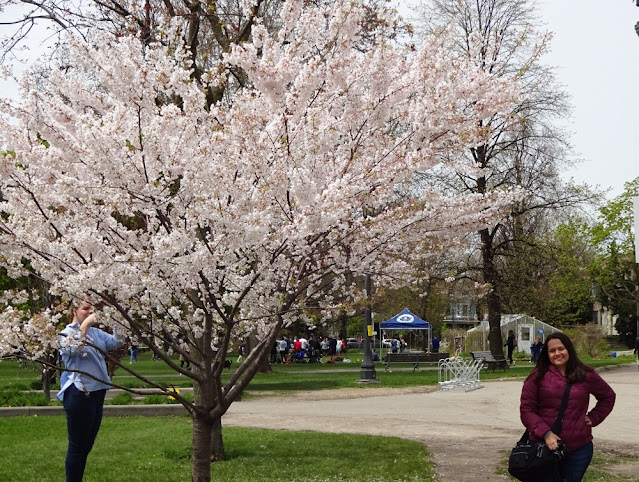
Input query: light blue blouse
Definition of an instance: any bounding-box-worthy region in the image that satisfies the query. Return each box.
[58,322,124,401]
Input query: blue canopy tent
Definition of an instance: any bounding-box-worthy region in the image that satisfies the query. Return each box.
[379,308,432,352]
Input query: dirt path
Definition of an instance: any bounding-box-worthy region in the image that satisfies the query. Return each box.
[222,365,639,481]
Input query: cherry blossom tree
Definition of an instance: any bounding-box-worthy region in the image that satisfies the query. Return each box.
[1,1,520,479]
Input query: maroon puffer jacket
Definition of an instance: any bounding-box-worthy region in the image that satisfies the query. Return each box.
[520,365,615,452]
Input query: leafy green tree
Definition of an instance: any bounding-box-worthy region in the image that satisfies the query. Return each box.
[499,219,595,327]
[546,222,595,326]
[589,178,639,346]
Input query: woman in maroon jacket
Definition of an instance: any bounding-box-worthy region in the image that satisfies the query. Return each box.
[520,332,615,482]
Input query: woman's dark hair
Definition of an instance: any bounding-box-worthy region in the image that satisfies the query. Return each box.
[534,332,591,384]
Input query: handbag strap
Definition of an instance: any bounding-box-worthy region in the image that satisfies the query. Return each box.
[551,382,572,435]
[519,381,572,444]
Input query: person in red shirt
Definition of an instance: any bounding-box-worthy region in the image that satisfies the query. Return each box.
[520,332,615,482]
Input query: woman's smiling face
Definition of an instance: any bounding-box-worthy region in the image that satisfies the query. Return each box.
[547,338,569,373]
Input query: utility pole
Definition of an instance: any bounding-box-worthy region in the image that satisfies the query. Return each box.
[358,273,378,383]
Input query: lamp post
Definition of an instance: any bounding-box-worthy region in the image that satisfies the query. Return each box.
[359,273,377,382]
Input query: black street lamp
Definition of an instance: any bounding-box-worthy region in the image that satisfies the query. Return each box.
[358,273,377,382]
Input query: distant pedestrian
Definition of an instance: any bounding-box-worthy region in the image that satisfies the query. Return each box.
[284,336,291,360]
[530,336,543,364]
[431,335,440,353]
[505,330,516,365]
[321,337,330,357]
[129,342,138,364]
[390,338,399,354]
[237,340,246,363]
[329,337,337,358]
[179,339,190,370]
[309,335,322,362]
[634,335,639,371]
[279,338,287,362]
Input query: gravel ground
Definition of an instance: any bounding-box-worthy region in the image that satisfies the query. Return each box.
[222,365,639,481]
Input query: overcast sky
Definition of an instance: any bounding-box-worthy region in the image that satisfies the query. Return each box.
[2,0,638,199]
[401,0,639,200]
[539,0,639,199]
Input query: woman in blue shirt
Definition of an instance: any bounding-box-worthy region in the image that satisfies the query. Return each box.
[59,301,123,482]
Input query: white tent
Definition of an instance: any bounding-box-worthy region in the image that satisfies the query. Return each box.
[467,314,562,354]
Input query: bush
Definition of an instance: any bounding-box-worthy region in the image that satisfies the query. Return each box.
[7,383,30,391]
[142,394,168,404]
[0,388,50,407]
[141,390,191,405]
[109,392,134,405]
[564,325,611,358]
[30,379,43,390]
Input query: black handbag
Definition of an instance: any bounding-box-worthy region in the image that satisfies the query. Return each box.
[508,383,572,482]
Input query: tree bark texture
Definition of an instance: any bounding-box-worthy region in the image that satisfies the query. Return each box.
[210,416,225,462]
[480,226,505,357]
[192,411,214,482]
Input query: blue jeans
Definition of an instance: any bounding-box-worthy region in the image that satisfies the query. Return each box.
[63,384,107,482]
[560,441,593,482]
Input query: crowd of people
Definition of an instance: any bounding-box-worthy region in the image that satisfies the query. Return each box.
[259,333,444,364]
[268,335,352,364]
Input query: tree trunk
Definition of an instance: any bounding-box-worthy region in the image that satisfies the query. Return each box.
[258,356,272,373]
[486,290,504,357]
[480,226,505,357]
[191,331,227,470]
[41,366,51,400]
[41,351,57,400]
[210,416,225,462]
[248,333,272,373]
[192,411,214,482]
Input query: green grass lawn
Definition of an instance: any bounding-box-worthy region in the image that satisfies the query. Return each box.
[0,416,436,481]
[2,352,634,402]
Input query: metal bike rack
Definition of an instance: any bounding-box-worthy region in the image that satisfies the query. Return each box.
[437,357,483,392]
